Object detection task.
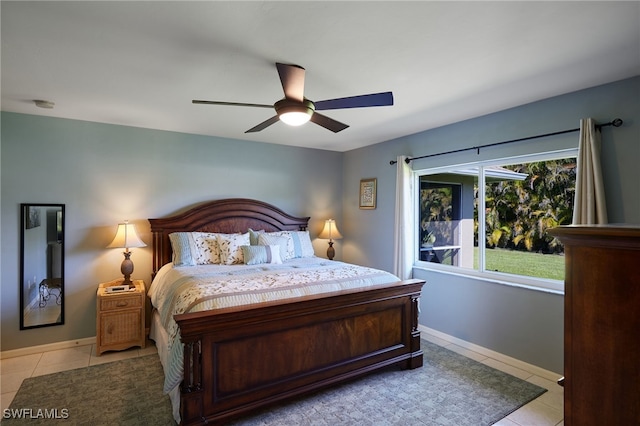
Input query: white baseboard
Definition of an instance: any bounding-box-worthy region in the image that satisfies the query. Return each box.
[0,337,96,359]
[419,324,562,382]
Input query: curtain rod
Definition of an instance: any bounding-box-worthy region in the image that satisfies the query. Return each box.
[389,118,623,165]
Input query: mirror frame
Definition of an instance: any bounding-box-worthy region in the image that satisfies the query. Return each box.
[20,203,65,329]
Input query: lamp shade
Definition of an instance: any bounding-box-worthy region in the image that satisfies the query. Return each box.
[107,222,146,249]
[318,219,343,241]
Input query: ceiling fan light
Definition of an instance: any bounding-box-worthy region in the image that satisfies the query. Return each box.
[275,99,315,127]
[279,111,312,126]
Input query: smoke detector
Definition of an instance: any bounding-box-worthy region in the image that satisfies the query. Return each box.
[34,100,55,109]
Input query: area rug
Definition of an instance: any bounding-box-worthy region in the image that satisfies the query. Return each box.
[5,340,546,425]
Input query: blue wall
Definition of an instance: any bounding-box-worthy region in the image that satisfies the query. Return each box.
[342,76,640,373]
[3,76,638,374]
[1,114,343,350]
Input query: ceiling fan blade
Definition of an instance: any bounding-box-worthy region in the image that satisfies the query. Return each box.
[276,63,305,102]
[310,112,349,133]
[245,115,280,133]
[192,100,273,109]
[314,91,394,111]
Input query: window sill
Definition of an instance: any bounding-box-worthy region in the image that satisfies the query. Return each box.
[413,261,565,295]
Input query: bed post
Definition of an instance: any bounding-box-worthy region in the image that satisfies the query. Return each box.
[151,231,161,279]
[180,336,204,425]
[407,293,424,369]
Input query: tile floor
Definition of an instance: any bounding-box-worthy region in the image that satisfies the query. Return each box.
[1,332,564,425]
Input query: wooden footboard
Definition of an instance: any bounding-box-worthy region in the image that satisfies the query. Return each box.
[175,279,425,425]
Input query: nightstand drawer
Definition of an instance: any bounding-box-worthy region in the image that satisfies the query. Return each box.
[100,294,142,311]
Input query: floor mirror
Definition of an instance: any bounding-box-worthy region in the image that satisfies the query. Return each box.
[20,203,65,329]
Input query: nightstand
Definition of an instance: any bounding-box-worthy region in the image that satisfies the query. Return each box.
[96,279,146,356]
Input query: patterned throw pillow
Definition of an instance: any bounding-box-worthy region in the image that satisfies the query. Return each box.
[192,232,223,265]
[217,233,250,265]
[241,245,282,265]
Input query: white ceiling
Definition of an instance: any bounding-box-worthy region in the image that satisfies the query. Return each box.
[2,1,639,152]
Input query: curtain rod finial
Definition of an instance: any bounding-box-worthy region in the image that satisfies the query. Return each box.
[612,118,623,127]
[390,158,412,165]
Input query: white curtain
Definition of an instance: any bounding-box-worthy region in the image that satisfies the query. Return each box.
[572,118,608,224]
[393,155,414,280]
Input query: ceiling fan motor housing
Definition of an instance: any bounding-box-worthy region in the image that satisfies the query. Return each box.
[275,98,315,126]
[275,98,315,116]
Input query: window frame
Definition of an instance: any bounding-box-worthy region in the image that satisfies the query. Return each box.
[413,148,578,294]
[418,179,463,265]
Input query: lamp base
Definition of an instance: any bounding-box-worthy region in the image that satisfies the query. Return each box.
[120,251,134,288]
[327,241,335,261]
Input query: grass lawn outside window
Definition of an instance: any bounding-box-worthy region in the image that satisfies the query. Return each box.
[474,247,565,281]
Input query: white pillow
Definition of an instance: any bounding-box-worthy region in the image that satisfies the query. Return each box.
[217,233,250,265]
[192,232,223,265]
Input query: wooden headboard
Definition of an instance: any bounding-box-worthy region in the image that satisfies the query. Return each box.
[148,198,310,274]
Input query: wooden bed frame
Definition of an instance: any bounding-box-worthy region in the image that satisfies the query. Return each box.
[149,198,425,425]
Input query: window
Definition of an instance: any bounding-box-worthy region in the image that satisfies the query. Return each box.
[416,149,577,291]
[419,180,464,266]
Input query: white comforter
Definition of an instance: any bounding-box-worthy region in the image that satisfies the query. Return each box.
[148,257,400,393]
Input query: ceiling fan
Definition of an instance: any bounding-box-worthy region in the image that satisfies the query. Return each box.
[192,63,394,133]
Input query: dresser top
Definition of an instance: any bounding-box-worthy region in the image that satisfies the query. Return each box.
[549,224,640,248]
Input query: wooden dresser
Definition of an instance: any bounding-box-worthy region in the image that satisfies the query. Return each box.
[549,225,640,425]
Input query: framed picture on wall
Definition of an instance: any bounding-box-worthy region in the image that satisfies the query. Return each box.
[359,178,377,209]
[26,206,41,229]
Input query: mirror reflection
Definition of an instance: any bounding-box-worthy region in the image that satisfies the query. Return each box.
[20,203,65,329]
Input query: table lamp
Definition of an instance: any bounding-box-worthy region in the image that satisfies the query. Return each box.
[318,219,343,260]
[107,221,146,287]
